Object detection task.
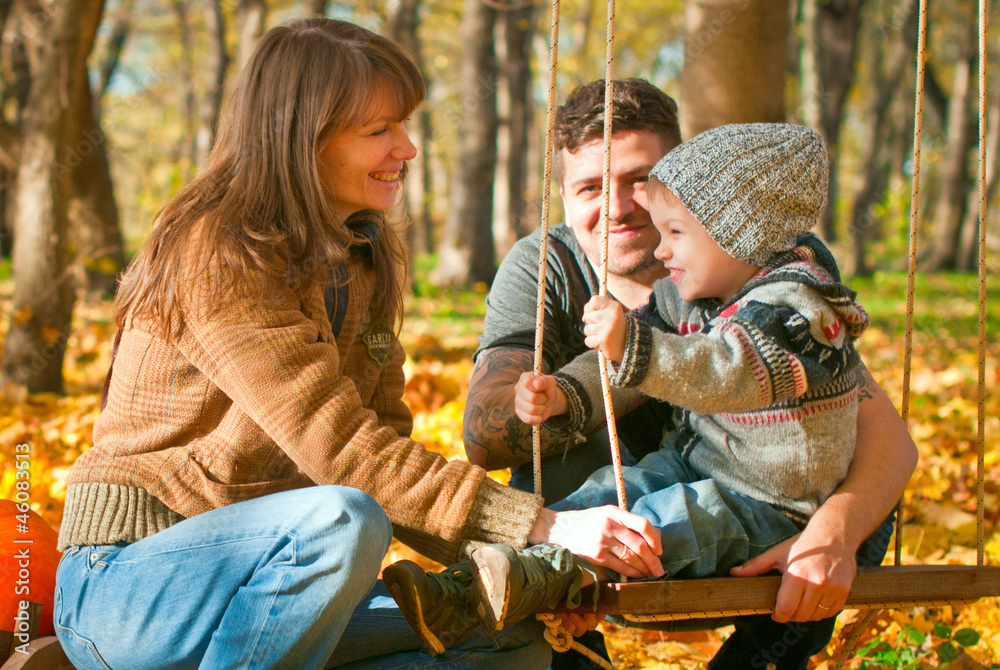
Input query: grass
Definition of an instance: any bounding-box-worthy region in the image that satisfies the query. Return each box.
[849,271,998,338]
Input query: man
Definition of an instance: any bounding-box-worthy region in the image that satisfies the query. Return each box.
[463,79,917,669]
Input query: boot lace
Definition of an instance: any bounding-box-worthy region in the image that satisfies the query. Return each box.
[433,561,473,601]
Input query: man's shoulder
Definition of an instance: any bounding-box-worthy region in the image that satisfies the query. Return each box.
[503,222,584,263]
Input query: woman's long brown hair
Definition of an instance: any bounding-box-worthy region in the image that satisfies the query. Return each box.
[115,19,424,338]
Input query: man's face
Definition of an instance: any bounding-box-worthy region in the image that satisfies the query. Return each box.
[558,129,675,282]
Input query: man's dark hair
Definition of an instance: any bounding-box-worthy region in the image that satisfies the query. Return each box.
[554,78,681,180]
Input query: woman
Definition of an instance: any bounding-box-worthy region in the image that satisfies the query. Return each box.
[54,18,655,670]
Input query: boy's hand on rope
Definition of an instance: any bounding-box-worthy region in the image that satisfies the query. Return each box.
[730,529,856,622]
[582,296,626,362]
[514,371,567,424]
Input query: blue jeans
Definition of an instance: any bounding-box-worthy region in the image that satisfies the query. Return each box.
[56,486,550,670]
[551,448,802,577]
[551,446,896,670]
[56,486,392,670]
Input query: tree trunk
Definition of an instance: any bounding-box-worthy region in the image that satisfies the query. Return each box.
[308,0,328,14]
[801,0,864,241]
[235,0,267,77]
[196,0,228,164]
[385,0,433,258]
[431,0,498,286]
[848,0,917,276]
[680,0,790,138]
[500,1,535,252]
[3,0,106,393]
[926,54,975,271]
[956,56,1000,271]
[172,0,198,179]
[66,78,125,295]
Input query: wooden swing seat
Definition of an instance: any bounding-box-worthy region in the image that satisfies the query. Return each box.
[548,566,1000,620]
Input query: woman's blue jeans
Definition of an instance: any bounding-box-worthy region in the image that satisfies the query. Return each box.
[55,486,550,670]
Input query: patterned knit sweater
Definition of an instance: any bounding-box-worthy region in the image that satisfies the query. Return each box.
[58,216,542,563]
[553,234,869,524]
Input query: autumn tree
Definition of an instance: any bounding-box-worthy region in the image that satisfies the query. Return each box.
[431,0,499,286]
[800,0,865,241]
[679,0,789,138]
[2,0,107,393]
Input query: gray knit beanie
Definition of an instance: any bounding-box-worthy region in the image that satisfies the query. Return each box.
[649,123,829,266]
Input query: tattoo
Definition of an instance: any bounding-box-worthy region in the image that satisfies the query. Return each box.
[463,347,567,469]
[463,348,535,469]
[855,361,878,404]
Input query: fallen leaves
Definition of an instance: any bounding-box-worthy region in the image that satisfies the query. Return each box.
[0,275,997,668]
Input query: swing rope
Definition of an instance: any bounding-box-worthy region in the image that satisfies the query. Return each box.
[596,0,629,514]
[896,0,929,568]
[530,0,562,499]
[529,0,617,664]
[976,0,987,569]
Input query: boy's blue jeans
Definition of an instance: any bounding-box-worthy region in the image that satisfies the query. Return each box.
[550,448,803,578]
[548,447,894,670]
[55,486,550,670]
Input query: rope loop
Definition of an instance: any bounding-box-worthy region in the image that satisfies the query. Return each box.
[536,613,617,670]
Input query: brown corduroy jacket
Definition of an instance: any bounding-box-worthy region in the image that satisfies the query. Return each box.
[59,246,541,564]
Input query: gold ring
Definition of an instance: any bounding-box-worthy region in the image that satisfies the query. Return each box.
[817,603,832,610]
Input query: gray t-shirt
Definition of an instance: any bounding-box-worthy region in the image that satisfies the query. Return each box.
[478,223,673,462]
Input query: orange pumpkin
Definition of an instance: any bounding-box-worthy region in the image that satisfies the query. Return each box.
[0,499,61,637]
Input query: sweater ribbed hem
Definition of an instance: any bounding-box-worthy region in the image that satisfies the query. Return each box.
[457,478,543,557]
[57,483,184,551]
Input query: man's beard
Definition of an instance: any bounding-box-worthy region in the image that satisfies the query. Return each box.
[605,240,660,278]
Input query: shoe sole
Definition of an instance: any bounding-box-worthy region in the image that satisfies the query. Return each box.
[470,545,515,633]
[383,563,446,656]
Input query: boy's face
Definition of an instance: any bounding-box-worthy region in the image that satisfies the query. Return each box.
[650,192,760,303]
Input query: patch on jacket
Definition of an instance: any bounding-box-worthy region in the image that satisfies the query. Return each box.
[360,312,394,365]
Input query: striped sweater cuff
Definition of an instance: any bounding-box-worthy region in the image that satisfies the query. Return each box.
[548,372,591,440]
[611,316,652,387]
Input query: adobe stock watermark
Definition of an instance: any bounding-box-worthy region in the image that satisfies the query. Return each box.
[10,442,34,656]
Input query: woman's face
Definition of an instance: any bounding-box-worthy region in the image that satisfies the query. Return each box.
[318,94,417,220]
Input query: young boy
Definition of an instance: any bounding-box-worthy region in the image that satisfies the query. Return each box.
[384,123,869,653]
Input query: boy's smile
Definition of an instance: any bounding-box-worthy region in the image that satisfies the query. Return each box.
[650,190,760,303]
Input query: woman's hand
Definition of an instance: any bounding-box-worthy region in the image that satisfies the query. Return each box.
[730,525,856,622]
[582,296,627,362]
[530,506,664,579]
[514,371,567,424]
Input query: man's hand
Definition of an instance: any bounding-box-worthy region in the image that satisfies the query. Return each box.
[514,372,568,425]
[730,526,856,622]
[560,612,605,637]
[531,506,664,579]
[582,296,627,362]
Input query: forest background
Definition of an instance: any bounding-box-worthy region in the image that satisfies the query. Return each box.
[0,0,999,667]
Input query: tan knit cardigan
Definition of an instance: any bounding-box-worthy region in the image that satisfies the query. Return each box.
[59,249,542,564]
